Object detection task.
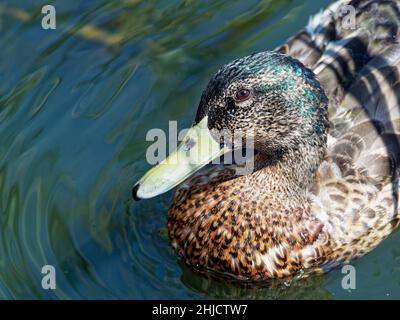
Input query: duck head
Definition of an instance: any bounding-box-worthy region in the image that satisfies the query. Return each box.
[133,51,329,200]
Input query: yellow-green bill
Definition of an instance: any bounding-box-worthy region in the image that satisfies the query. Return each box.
[133,117,226,200]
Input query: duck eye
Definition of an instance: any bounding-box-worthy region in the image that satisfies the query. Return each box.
[235,88,251,101]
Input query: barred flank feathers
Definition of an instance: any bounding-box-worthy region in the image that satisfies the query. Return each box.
[281,0,400,258]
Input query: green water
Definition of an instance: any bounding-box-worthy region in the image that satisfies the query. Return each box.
[1,0,399,299]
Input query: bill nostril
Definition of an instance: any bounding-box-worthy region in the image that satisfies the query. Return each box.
[132,184,141,201]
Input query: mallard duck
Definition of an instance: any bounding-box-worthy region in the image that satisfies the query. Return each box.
[133,0,400,281]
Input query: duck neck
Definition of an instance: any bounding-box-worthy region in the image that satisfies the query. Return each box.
[246,141,325,207]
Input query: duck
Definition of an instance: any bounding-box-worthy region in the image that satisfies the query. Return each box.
[132,0,400,281]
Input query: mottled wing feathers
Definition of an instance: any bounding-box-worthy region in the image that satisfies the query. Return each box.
[299,0,400,252]
[279,0,400,190]
[281,0,400,69]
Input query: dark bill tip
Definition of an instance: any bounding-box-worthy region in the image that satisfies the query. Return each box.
[132,184,141,201]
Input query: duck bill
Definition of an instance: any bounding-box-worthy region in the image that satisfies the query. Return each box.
[132,117,227,200]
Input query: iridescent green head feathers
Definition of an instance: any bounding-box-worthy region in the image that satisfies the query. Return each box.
[195,51,329,157]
